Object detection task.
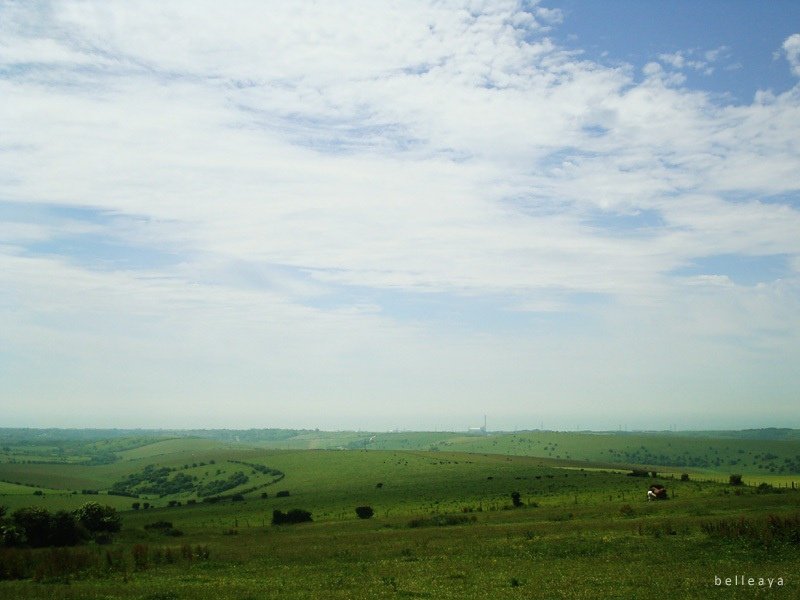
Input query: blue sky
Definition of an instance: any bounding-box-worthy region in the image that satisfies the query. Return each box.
[1,1,799,431]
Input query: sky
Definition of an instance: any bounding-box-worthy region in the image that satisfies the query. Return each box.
[1,1,799,432]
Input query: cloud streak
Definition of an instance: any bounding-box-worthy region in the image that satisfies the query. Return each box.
[1,2,799,429]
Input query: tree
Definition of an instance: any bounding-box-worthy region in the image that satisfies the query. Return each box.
[729,474,744,486]
[74,502,121,535]
[272,509,312,525]
[132,502,141,510]
[12,506,52,547]
[355,506,374,519]
[511,492,522,507]
[50,510,80,547]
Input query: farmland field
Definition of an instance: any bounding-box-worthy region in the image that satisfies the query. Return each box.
[1,429,799,598]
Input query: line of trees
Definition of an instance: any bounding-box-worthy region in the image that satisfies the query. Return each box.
[0,502,121,548]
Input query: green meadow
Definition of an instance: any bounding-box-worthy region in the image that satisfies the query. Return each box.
[1,429,799,598]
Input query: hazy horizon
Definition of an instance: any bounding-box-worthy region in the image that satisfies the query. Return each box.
[2,2,799,431]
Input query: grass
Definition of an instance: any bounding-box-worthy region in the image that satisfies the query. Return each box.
[1,432,799,597]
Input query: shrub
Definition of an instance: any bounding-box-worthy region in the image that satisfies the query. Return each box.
[680,473,690,481]
[11,508,53,548]
[271,509,312,525]
[143,521,182,537]
[729,474,744,486]
[355,506,374,519]
[627,470,649,478]
[511,492,522,507]
[275,491,290,498]
[131,502,141,510]
[74,503,121,536]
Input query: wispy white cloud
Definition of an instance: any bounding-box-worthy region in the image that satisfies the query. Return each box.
[1,2,799,428]
[784,33,800,77]
[658,46,729,76]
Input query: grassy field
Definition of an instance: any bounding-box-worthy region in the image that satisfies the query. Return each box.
[1,430,799,598]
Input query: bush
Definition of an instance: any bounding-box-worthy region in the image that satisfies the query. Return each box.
[74,503,121,536]
[511,492,522,507]
[627,470,649,478]
[729,474,744,486]
[143,521,182,537]
[275,491,290,498]
[11,508,52,548]
[355,506,374,519]
[271,509,312,525]
[680,473,690,481]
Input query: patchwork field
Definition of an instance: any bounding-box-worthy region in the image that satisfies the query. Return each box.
[1,429,798,598]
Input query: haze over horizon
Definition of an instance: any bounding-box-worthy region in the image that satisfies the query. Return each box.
[2,2,799,432]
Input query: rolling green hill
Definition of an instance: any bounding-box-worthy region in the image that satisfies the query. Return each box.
[1,432,799,598]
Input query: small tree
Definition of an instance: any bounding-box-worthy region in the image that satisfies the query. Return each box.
[50,510,80,546]
[511,492,522,507]
[729,474,744,486]
[12,506,52,548]
[355,506,374,519]
[272,509,312,525]
[132,502,141,510]
[680,473,690,482]
[74,502,121,537]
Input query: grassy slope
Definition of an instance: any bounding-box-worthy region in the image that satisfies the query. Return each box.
[1,441,799,599]
[249,430,800,478]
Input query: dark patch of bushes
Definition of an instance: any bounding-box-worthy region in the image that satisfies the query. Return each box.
[3,503,120,549]
[271,509,312,525]
[143,521,183,537]
[627,469,649,478]
[196,472,249,497]
[0,541,209,581]
[355,506,374,519]
[275,490,290,498]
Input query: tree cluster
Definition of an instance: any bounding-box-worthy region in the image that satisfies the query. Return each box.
[271,509,312,525]
[0,502,121,548]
